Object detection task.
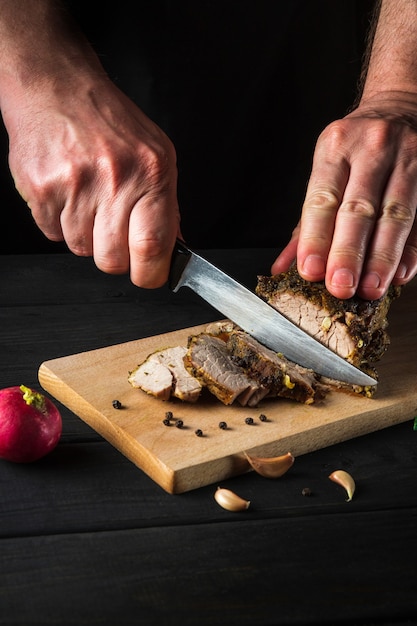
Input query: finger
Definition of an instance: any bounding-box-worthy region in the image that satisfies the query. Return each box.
[393,224,417,285]
[127,194,180,288]
[297,130,350,282]
[92,200,131,275]
[356,200,414,299]
[356,160,417,298]
[26,198,65,242]
[322,144,396,298]
[270,223,300,274]
[60,200,95,256]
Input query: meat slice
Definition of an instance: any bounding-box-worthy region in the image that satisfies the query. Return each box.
[128,346,202,402]
[128,358,173,401]
[227,329,327,404]
[256,265,400,373]
[129,264,400,408]
[184,333,269,406]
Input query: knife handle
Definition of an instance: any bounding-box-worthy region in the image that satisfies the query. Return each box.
[168,239,192,291]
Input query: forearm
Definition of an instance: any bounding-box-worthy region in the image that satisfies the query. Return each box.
[0,0,105,116]
[274,0,417,299]
[361,0,417,102]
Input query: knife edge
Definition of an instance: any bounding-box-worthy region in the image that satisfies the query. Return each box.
[169,240,377,387]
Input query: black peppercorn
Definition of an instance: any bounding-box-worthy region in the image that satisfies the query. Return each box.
[259,413,267,422]
[112,399,122,409]
[195,429,203,437]
[302,487,312,497]
[165,411,174,421]
[162,418,171,426]
[175,419,184,429]
[219,421,227,430]
[245,417,254,425]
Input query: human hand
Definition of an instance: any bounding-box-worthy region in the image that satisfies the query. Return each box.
[272,95,417,300]
[4,75,180,289]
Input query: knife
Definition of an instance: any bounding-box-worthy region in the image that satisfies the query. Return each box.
[169,240,377,387]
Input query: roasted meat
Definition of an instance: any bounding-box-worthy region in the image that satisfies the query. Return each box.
[181,323,327,405]
[256,265,400,378]
[128,346,202,402]
[226,329,327,404]
[183,333,269,406]
[129,269,399,406]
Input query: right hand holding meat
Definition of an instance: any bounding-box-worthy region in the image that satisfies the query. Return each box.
[272,96,417,300]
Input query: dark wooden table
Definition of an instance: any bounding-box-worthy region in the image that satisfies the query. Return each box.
[1,250,416,626]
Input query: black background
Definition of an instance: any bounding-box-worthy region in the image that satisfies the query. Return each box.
[2,0,375,253]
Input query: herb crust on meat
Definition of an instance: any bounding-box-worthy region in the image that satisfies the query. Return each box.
[256,265,400,383]
[129,268,400,406]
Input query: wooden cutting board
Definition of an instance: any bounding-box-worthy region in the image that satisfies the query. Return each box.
[38,280,417,494]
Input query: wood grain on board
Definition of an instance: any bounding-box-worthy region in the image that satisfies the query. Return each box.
[38,281,417,494]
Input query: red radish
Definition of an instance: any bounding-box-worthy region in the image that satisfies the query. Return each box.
[0,385,62,463]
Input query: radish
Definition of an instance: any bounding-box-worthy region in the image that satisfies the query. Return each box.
[0,385,62,463]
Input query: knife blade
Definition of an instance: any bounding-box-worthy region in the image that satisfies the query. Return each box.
[169,240,377,387]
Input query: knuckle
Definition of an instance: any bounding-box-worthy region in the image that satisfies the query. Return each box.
[332,245,366,264]
[373,248,395,264]
[339,199,377,221]
[381,201,414,225]
[66,236,91,257]
[303,190,340,214]
[319,119,350,149]
[363,121,392,155]
[129,234,167,260]
[95,141,177,198]
[139,145,177,190]
[94,252,128,275]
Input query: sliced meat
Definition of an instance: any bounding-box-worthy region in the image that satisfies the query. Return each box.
[184,333,268,406]
[129,346,202,402]
[129,265,400,408]
[128,358,173,401]
[227,329,326,404]
[256,265,400,371]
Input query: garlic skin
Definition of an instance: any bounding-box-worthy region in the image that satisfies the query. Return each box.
[329,469,356,502]
[244,451,294,478]
[214,487,250,511]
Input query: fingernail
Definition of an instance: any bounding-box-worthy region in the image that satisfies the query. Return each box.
[361,272,381,290]
[395,263,407,280]
[302,254,325,278]
[330,268,355,288]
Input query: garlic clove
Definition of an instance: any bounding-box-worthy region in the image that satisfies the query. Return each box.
[214,487,250,511]
[244,451,294,478]
[329,469,356,502]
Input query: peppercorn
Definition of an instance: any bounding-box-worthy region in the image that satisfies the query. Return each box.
[175,419,184,429]
[112,399,122,410]
[245,417,254,425]
[301,487,312,497]
[259,413,268,422]
[195,429,203,437]
[165,411,174,421]
[219,421,228,430]
[162,418,171,426]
